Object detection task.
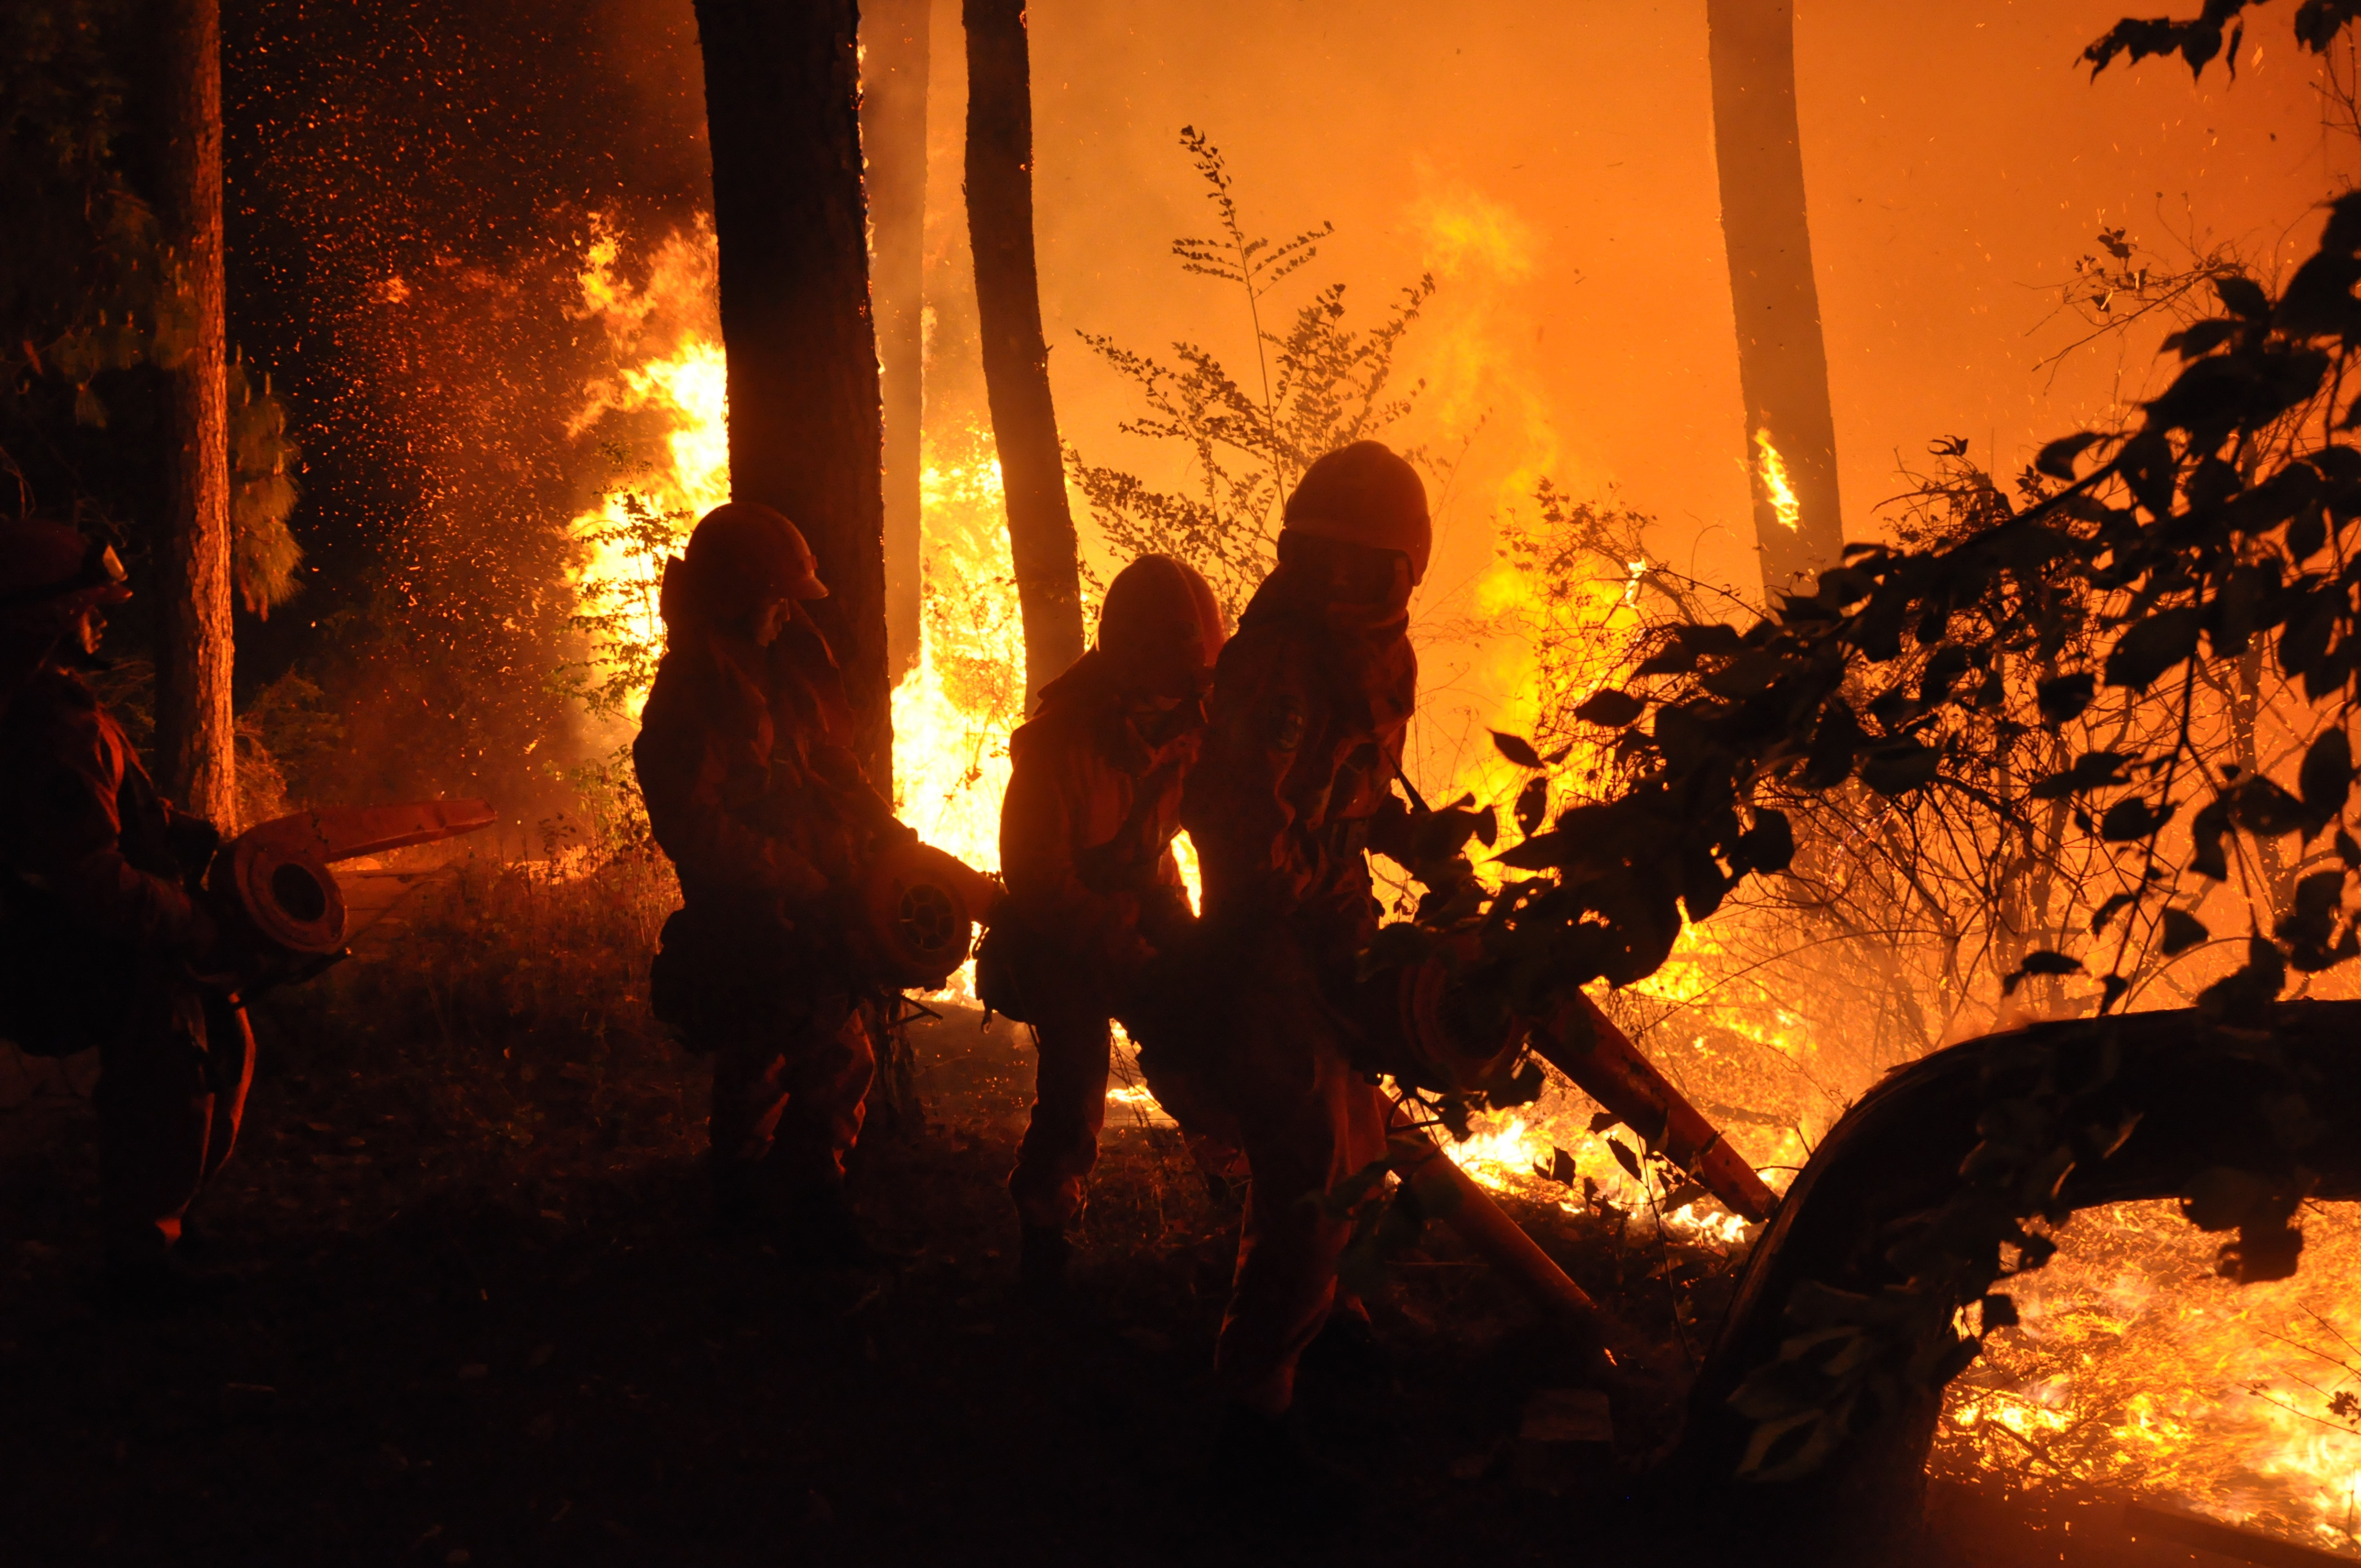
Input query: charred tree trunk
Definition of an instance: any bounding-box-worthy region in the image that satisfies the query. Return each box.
[694,0,891,786]
[1707,0,1844,598]
[863,0,932,680]
[155,0,237,829]
[962,0,1084,706]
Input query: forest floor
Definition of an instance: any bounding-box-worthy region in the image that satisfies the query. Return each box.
[0,856,2278,1567]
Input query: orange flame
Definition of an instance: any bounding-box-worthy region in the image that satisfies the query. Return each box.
[1755,427,1802,532]
[557,220,2360,1554]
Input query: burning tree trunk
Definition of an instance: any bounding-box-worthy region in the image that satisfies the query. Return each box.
[694,0,892,784]
[1706,0,1845,597]
[962,0,1085,705]
[863,0,932,682]
[155,0,238,829]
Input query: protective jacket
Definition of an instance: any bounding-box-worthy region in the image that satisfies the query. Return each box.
[1183,559,1417,957]
[0,663,249,1261]
[0,668,216,1049]
[995,649,1206,1231]
[635,606,890,913]
[997,650,1197,990]
[1155,555,1426,1415]
[633,601,889,1181]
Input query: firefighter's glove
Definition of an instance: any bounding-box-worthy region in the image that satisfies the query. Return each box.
[765,848,833,906]
[1372,794,1494,874]
[1412,855,1487,926]
[164,810,224,880]
[1099,892,1156,978]
[182,905,268,991]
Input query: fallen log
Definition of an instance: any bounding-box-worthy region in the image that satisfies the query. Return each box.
[2123,1500,2361,1568]
[1660,1003,2361,1562]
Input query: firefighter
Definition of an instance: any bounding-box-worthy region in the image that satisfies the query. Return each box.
[634,501,908,1261]
[1173,440,1440,1497]
[0,520,252,1309]
[991,554,1226,1292]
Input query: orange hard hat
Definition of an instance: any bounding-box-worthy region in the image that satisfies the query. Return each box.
[0,521,133,626]
[1097,554,1227,695]
[1280,441,1432,585]
[678,502,828,622]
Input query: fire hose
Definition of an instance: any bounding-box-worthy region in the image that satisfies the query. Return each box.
[209,799,497,992]
[1389,1118,1607,1331]
[1367,932,1780,1226]
[1347,933,1786,1337]
[1526,992,1781,1224]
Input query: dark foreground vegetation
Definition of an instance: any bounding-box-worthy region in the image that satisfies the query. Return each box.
[0,858,2265,1568]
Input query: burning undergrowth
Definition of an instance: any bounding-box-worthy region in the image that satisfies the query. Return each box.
[529,187,2361,1562]
[1937,1197,2361,1554]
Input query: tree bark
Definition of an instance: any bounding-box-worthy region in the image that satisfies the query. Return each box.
[862,0,932,680]
[962,0,1084,707]
[1707,0,1844,598]
[694,0,891,787]
[155,0,237,829]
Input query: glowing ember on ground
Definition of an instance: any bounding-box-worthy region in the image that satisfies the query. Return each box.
[564,216,728,725]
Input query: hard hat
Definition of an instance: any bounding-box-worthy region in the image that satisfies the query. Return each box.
[1280,441,1432,585]
[677,502,829,623]
[0,521,133,624]
[1097,554,1227,694]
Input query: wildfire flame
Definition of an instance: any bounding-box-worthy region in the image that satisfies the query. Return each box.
[1754,426,1802,532]
[1940,1199,2361,1554]
[563,216,2358,1556]
[565,215,729,723]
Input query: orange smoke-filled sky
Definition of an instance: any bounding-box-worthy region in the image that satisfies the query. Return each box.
[944,0,2352,605]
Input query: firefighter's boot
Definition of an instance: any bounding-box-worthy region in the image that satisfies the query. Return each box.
[1210,1402,1364,1528]
[1019,1223,1073,1297]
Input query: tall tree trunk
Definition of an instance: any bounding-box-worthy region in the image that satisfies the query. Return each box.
[694,0,891,787]
[155,0,237,829]
[1707,0,1844,598]
[962,0,1084,706]
[862,0,931,680]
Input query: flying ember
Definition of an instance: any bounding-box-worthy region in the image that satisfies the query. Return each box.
[14,6,2361,1561]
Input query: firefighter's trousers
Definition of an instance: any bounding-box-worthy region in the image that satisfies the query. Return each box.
[97,988,254,1259]
[1008,1004,1111,1231]
[708,993,875,1188]
[1209,933,1388,1415]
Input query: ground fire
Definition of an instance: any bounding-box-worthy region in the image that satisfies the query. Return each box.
[5,3,2361,1566]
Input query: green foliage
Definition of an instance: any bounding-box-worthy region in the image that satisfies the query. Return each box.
[240,669,346,800]
[561,448,692,724]
[0,0,194,401]
[2083,0,2361,77]
[1471,193,2361,1027]
[1069,128,1438,617]
[1396,9,2361,1483]
[1434,192,2361,1492]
